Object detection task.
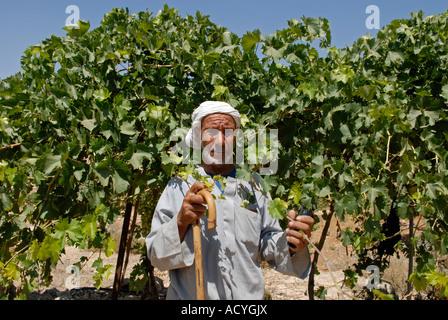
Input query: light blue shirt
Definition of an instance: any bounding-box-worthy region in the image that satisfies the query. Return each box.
[146,166,311,300]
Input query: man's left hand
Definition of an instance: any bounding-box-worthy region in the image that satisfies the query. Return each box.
[286,210,315,254]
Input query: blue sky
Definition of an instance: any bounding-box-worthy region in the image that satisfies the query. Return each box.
[0,0,447,79]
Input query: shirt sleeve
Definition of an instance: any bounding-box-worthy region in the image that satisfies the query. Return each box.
[145,178,195,271]
[254,178,311,279]
[258,209,311,279]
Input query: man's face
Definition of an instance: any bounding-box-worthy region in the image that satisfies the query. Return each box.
[201,113,236,165]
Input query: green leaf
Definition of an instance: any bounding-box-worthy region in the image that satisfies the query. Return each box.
[112,160,131,194]
[242,29,261,52]
[115,97,132,119]
[80,118,97,132]
[409,273,428,292]
[364,218,381,238]
[302,16,321,36]
[63,19,90,38]
[361,180,388,204]
[342,193,358,216]
[426,269,448,288]
[298,82,319,99]
[72,161,89,182]
[129,144,154,169]
[406,108,421,129]
[82,214,97,241]
[315,286,327,300]
[211,85,228,99]
[93,263,113,290]
[120,120,136,136]
[385,51,404,66]
[42,154,62,175]
[93,88,111,102]
[268,198,289,220]
[38,236,62,263]
[263,45,287,61]
[259,175,277,194]
[343,269,358,288]
[354,85,376,100]
[317,185,331,198]
[0,192,13,211]
[92,257,103,269]
[104,236,116,257]
[236,165,253,182]
[94,158,113,187]
[65,83,78,99]
[339,124,352,142]
[440,84,448,102]
[333,66,355,84]
[3,262,20,281]
[340,229,353,247]
[288,181,302,205]
[91,257,113,289]
[54,218,83,243]
[311,155,324,166]
[372,289,395,300]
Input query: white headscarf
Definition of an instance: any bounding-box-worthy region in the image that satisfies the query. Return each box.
[185,101,241,149]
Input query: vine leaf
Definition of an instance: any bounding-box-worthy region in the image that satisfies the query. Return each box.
[241,29,261,53]
[42,154,62,175]
[54,218,83,243]
[361,180,388,204]
[441,84,448,102]
[63,19,90,37]
[288,181,302,205]
[268,198,289,220]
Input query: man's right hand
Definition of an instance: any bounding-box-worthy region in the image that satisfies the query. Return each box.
[177,181,207,242]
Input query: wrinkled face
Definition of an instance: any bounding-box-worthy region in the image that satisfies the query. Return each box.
[201,113,236,165]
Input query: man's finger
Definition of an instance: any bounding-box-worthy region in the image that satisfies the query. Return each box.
[189,193,207,204]
[289,221,311,237]
[189,181,205,195]
[190,203,207,213]
[287,227,305,240]
[288,217,313,236]
[287,235,305,252]
[287,210,296,220]
[297,215,314,225]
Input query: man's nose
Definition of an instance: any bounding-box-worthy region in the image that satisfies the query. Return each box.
[214,131,226,146]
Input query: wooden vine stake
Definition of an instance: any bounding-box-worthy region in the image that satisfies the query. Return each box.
[193,189,216,300]
[112,183,135,300]
[308,198,334,300]
[112,199,134,300]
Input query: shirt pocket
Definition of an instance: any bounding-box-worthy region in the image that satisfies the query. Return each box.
[235,206,262,249]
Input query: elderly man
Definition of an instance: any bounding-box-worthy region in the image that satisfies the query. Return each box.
[146,101,314,300]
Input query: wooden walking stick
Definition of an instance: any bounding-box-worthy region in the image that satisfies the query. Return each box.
[193,189,216,300]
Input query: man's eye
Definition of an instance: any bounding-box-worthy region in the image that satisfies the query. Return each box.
[203,129,219,136]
